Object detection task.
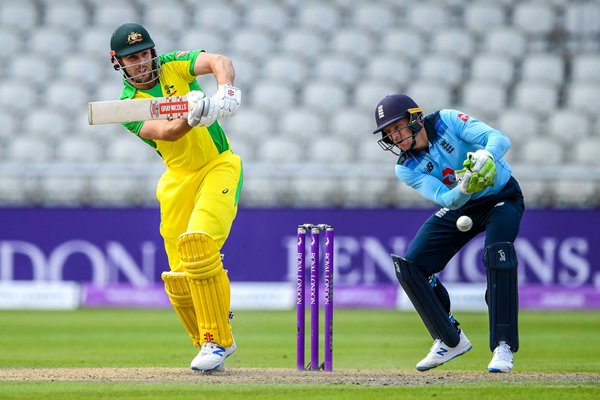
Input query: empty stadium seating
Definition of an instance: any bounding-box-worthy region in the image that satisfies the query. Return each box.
[0,0,598,208]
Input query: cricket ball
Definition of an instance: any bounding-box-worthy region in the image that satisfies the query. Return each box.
[456,215,473,232]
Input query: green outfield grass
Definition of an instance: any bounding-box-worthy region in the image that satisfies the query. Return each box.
[0,308,599,399]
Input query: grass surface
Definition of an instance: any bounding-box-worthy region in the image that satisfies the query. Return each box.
[0,309,598,399]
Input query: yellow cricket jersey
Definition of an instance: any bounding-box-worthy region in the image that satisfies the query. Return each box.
[119,50,230,172]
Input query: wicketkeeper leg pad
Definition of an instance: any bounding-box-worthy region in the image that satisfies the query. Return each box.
[161,271,200,347]
[392,254,460,347]
[178,232,233,348]
[484,242,519,352]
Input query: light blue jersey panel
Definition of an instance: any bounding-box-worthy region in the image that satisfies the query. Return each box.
[395,110,512,210]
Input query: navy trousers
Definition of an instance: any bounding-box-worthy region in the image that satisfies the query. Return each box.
[405,176,525,276]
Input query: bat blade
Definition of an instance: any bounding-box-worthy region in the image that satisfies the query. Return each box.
[88,96,189,125]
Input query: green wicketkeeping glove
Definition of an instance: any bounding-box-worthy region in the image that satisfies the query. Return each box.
[455,168,486,194]
[464,150,496,187]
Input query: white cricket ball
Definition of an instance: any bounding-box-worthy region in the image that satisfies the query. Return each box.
[456,216,473,232]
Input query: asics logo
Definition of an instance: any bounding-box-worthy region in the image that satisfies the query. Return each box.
[436,347,448,356]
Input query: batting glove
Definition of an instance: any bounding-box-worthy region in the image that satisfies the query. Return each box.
[456,168,486,194]
[464,150,496,187]
[211,83,241,119]
[187,90,218,127]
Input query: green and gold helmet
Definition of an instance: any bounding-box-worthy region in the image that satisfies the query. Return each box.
[110,22,155,57]
[109,23,161,85]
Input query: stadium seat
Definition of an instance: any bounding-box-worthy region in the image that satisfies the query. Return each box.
[565,1,600,38]
[302,81,347,115]
[353,80,395,111]
[430,29,476,61]
[483,28,528,60]
[229,138,254,163]
[464,1,506,35]
[547,109,591,145]
[279,107,327,142]
[192,4,241,35]
[46,80,89,115]
[407,2,451,34]
[0,80,38,115]
[296,3,341,35]
[0,0,38,32]
[513,81,559,116]
[460,81,507,119]
[0,172,30,204]
[245,4,291,35]
[24,109,70,141]
[0,28,20,59]
[10,54,54,85]
[58,58,108,87]
[42,0,88,32]
[330,108,374,142]
[521,139,564,166]
[89,174,142,206]
[6,136,53,163]
[469,53,515,87]
[92,4,137,30]
[257,137,303,164]
[180,29,227,54]
[405,80,453,113]
[513,1,557,38]
[251,81,296,113]
[341,176,394,207]
[554,178,597,207]
[330,29,376,62]
[349,3,396,36]
[417,54,464,88]
[307,137,353,164]
[263,53,308,88]
[220,107,275,144]
[380,29,426,61]
[55,136,103,163]
[314,55,361,87]
[39,175,89,206]
[496,109,542,148]
[573,140,600,167]
[144,3,188,36]
[230,28,276,62]
[521,54,565,88]
[364,55,413,87]
[566,84,600,116]
[571,55,600,84]
[290,176,342,207]
[105,135,157,164]
[240,175,291,206]
[355,138,392,165]
[280,29,326,62]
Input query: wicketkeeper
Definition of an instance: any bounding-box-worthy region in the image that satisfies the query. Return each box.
[109,22,242,372]
[373,94,524,373]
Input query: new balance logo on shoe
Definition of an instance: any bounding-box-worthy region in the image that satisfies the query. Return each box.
[436,347,448,356]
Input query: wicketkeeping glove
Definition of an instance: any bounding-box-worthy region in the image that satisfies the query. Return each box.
[211,83,241,119]
[187,90,218,127]
[463,150,496,187]
[455,168,486,194]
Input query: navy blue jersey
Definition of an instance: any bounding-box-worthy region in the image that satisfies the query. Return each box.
[395,109,512,209]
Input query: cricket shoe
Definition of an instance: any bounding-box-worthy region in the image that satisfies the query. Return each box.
[416,330,472,371]
[191,340,236,372]
[487,341,513,373]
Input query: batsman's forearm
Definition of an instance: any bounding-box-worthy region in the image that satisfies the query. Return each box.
[436,187,472,210]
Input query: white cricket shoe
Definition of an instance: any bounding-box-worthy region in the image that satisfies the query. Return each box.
[190,340,236,372]
[416,330,472,371]
[488,341,513,373]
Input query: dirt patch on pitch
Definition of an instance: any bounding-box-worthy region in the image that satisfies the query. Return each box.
[0,368,598,386]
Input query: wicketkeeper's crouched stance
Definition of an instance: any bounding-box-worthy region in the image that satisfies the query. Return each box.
[373,94,524,373]
[107,22,242,372]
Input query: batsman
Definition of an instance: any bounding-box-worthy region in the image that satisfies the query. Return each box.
[373,94,524,373]
[108,22,242,372]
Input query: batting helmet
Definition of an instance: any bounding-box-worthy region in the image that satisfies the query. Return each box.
[373,94,422,134]
[110,22,155,58]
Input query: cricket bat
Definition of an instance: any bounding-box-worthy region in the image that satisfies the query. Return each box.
[88,96,189,125]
